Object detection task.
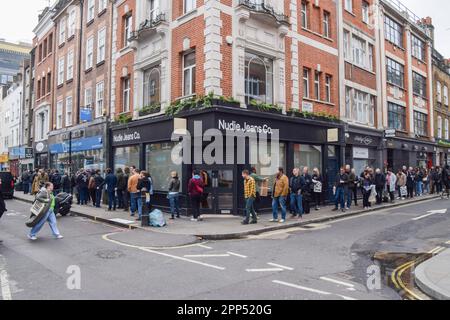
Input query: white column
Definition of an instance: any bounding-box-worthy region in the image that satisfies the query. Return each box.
[427,40,434,140]
[405,25,414,136]
[290,0,299,110]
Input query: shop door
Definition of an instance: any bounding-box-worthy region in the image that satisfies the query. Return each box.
[194,166,235,215]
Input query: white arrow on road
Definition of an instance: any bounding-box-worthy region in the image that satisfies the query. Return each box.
[412,209,448,221]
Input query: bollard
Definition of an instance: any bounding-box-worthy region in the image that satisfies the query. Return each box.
[141,194,150,227]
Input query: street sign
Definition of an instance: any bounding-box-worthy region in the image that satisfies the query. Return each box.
[385,129,396,138]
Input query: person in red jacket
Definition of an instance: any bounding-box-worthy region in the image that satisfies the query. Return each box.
[188,170,204,222]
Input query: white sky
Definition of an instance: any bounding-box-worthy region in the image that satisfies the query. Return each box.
[0,0,449,56]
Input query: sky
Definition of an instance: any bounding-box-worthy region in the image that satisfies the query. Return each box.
[0,0,449,56]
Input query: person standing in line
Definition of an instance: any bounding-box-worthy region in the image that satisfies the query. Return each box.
[188,170,204,222]
[301,167,312,215]
[396,169,407,200]
[386,169,397,203]
[137,171,153,221]
[27,182,64,241]
[241,170,257,225]
[77,169,89,205]
[311,168,322,211]
[270,167,289,223]
[30,169,38,194]
[350,168,359,207]
[441,165,450,199]
[50,170,62,196]
[423,168,430,194]
[345,165,355,210]
[122,167,131,212]
[374,168,386,205]
[88,172,96,206]
[168,171,181,220]
[415,168,424,197]
[21,170,31,195]
[289,168,304,219]
[361,170,373,210]
[104,168,118,211]
[32,169,49,195]
[250,167,268,216]
[332,167,348,213]
[61,171,71,194]
[116,168,126,209]
[406,167,416,199]
[94,170,105,208]
[128,167,142,218]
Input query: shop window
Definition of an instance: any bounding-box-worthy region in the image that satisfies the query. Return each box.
[249,142,286,193]
[245,52,273,105]
[146,142,183,192]
[114,146,140,171]
[293,144,322,174]
[388,102,406,131]
[143,65,161,106]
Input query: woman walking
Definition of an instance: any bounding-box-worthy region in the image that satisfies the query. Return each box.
[168,171,181,220]
[188,171,204,222]
[27,182,64,241]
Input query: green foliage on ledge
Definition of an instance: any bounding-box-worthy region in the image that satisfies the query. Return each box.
[165,92,241,116]
[288,109,339,122]
[138,104,161,117]
[248,100,283,113]
[115,113,133,124]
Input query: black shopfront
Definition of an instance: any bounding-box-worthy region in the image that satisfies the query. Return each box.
[345,126,383,175]
[110,107,345,216]
[385,136,436,171]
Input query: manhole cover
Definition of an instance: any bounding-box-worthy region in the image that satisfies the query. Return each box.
[96,250,125,260]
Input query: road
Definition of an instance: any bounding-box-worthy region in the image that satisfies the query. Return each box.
[0,198,449,300]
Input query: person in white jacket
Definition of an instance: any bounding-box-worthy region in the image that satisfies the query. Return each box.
[386,169,397,203]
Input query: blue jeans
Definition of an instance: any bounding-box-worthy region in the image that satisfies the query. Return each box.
[23,182,30,194]
[168,193,180,217]
[79,187,88,205]
[244,197,257,222]
[290,193,303,216]
[130,192,142,218]
[107,190,116,209]
[272,196,287,220]
[95,189,103,207]
[346,188,352,208]
[416,181,423,196]
[29,209,61,237]
[335,187,345,209]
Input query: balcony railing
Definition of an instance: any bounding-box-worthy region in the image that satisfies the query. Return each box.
[238,0,290,25]
[381,0,430,36]
[129,12,167,40]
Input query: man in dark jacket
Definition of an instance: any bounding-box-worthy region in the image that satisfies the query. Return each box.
[374,168,386,204]
[441,165,450,199]
[22,170,31,194]
[406,167,416,199]
[61,171,71,193]
[345,165,355,210]
[301,167,313,214]
[104,168,118,211]
[188,171,204,221]
[333,167,348,213]
[94,170,105,208]
[289,168,305,218]
[50,170,62,195]
[76,169,89,205]
[116,168,126,209]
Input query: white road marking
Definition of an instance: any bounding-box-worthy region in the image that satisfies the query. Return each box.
[320,276,355,288]
[246,268,284,272]
[273,280,357,300]
[197,244,213,250]
[0,255,12,300]
[412,209,447,221]
[184,254,230,258]
[227,252,247,258]
[267,263,294,271]
[102,233,225,270]
[428,246,444,254]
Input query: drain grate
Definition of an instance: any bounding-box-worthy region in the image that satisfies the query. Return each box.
[96,250,125,260]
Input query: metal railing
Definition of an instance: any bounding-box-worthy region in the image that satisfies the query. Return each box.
[129,12,167,40]
[238,0,290,25]
[381,0,429,35]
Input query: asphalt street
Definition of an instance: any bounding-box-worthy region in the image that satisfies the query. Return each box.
[0,198,449,300]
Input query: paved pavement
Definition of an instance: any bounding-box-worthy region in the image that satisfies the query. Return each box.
[14,192,440,240]
[0,196,449,299]
[415,248,450,300]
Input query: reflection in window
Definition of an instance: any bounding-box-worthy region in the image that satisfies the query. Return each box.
[146,142,183,192]
[245,52,273,105]
[293,144,322,173]
[250,142,285,192]
[114,146,140,171]
[143,65,161,106]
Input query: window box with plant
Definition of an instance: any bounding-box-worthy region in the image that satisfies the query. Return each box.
[138,104,162,117]
[286,109,339,123]
[115,113,133,125]
[247,100,283,114]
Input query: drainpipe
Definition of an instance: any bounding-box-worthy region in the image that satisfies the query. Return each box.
[76,0,84,125]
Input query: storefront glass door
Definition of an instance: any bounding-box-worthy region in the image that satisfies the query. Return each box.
[195,166,235,215]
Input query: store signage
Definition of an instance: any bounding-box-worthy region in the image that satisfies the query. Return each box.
[354,135,374,146]
[385,129,396,138]
[327,128,339,142]
[0,154,8,163]
[353,147,369,159]
[218,120,274,135]
[36,142,45,152]
[25,148,33,159]
[50,136,103,154]
[80,108,92,122]
[302,101,313,113]
[113,131,142,143]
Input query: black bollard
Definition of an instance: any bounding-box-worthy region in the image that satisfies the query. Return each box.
[141,193,150,227]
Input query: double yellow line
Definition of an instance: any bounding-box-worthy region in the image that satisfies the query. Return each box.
[391,246,446,300]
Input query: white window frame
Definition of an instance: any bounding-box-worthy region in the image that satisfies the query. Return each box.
[86,36,94,70]
[97,27,106,64]
[301,2,308,29]
[57,57,65,86]
[323,11,330,38]
[437,81,442,103]
[343,30,350,60]
[56,100,63,129]
[58,17,66,45]
[68,8,76,37]
[98,0,107,13]
[184,0,196,14]
[303,68,310,98]
[149,0,160,20]
[85,88,93,109]
[325,75,331,102]
[344,0,353,13]
[66,50,74,81]
[95,81,104,118]
[65,96,73,126]
[446,119,449,140]
[183,51,196,97]
[362,1,369,24]
[437,116,442,139]
[444,86,449,106]
[124,15,132,48]
[87,0,95,22]
[314,72,320,100]
[122,78,131,113]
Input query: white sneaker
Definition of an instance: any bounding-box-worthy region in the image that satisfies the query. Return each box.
[279,219,285,223]
[269,219,278,222]
[27,234,37,241]
[55,235,64,239]
[190,218,198,222]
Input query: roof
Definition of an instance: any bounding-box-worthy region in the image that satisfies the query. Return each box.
[0,41,32,55]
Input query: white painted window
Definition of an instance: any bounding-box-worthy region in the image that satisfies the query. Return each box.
[437,116,442,139]
[68,9,77,37]
[96,81,104,118]
[301,1,308,29]
[97,28,106,63]
[325,75,331,103]
[344,0,353,13]
[348,88,375,125]
[368,44,374,71]
[124,15,132,47]
[437,81,442,103]
[314,72,320,100]
[184,0,196,14]
[352,35,366,68]
[183,51,196,97]
[56,100,63,129]
[85,88,92,109]
[66,96,73,126]
[446,119,449,140]
[98,0,107,13]
[143,66,161,106]
[343,30,350,59]
[148,0,160,20]
[58,17,66,45]
[57,57,65,86]
[323,11,330,38]
[87,0,95,22]
[66,50,74,81]
[122,78,130,112]
[444,86,449,106]
[244,52,273,104]
[303,68,310,98]
[86,36,94,70]
[362,1,369,24]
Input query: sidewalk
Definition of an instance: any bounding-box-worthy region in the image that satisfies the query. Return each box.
[415,248,450,300]
[14,192,439,240]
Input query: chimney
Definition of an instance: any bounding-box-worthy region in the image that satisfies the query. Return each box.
[418,16,434,44]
